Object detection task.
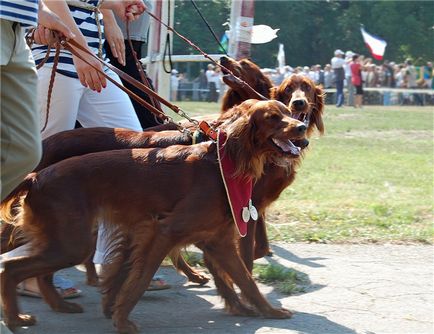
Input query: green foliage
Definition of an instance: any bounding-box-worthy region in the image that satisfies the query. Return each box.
[172,0,433,72]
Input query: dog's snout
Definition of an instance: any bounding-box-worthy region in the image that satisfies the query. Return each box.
[292,99,306,109]
[297,124,307,133]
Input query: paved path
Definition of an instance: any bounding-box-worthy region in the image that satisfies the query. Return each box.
[3,243,433,334]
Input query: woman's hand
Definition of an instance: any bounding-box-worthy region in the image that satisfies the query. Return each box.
[37,0,75,41]
[102,9,126,66]
[72,48,107,92]
[101,1,147,22]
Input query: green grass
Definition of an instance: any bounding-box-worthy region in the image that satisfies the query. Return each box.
[171,102,434,244]
[253,263,307,295]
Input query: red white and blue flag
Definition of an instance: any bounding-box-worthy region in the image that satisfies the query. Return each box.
[360,26,387,60]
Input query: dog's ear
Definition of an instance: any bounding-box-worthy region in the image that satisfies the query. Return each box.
[269,86,278,100]
[311,85,325,135]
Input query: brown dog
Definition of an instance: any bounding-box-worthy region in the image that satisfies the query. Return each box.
[1,100,307,333]
[220,56,273,111]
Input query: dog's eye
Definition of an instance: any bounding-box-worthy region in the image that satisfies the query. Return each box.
[284,86,293,94]
[265,112,282,122]
[302,83,311,91]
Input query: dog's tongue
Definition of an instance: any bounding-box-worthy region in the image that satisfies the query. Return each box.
[272,138,300,155]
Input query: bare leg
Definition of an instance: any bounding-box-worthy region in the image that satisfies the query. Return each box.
[37,274,83,313]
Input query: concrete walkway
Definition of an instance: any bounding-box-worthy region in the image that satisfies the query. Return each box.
[3,243,433,334]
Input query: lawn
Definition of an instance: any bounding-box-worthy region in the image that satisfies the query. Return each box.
[169,102,434,244]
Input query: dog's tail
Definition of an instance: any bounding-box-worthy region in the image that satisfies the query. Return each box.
[0,173,36,224]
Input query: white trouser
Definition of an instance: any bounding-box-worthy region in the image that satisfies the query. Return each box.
[38,66,142,139]
[38,66,142,264]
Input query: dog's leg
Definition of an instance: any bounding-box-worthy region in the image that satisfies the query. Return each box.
[170,252,209,285]
[101,260,129,319]
[202,249,258,317]
[253,215,272,259]
[239,220,257,273]
[111,234,172,334]
[36,274,83,313]
[203,236,292,319]
[1,251,79,329]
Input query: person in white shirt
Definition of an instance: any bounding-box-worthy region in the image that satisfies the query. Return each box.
[331,49,346,107]
[345,50,355,106]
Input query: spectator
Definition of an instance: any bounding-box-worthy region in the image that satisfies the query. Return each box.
[420,61,433,88]
[323,64,334,89]
[331,49,346,107]
[350,54,364,108]
[170,69,179,101]
[404,58,423,105]
[195,69,208,101]
[206,64,218,102]
[381,61,395,105]
[345,50,355,107]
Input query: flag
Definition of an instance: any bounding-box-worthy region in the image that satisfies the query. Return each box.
[360,26,387,60]
[251,25,279,44]
[219,32,228,53]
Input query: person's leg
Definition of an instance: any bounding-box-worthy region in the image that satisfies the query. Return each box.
[335,80,344,107]
[347,80,354,106]
[37,67,84,139]
[77,69,142,130]
[104,40,162,129]
[77,69,140,267]
[1,20,41,200]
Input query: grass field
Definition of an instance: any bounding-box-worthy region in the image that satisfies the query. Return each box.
[169,102,433,244]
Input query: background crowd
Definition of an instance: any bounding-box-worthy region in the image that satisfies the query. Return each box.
[170,52,433,106]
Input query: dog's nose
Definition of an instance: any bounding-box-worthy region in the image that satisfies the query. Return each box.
[297,124,307,133]
[292,99,306,109]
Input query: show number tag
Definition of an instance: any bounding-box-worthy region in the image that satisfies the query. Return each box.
[242,200,259,223]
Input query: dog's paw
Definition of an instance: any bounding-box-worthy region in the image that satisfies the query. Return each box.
[262,307,293,319]
[189,273,210,285]
[55,301,83,313]
[6,313,37,328]
[227,301,259,317]
[115,319,139,334]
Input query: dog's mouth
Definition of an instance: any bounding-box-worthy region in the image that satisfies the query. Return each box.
[271,137,309,156]
[291,110,310,127]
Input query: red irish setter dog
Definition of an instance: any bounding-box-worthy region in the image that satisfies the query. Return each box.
[220,56,273,111]
[1,100,307,333]
[1,59,324,284]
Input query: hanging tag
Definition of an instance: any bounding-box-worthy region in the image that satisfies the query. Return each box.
[242,207,251,223]
[249,199,258,221]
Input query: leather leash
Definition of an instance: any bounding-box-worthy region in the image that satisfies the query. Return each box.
[125,24,163,114]
[145,10,268,102]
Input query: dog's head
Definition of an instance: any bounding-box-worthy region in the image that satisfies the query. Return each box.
[224,99,308,179]
[271,74,324,137]
[220,56,273,111]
